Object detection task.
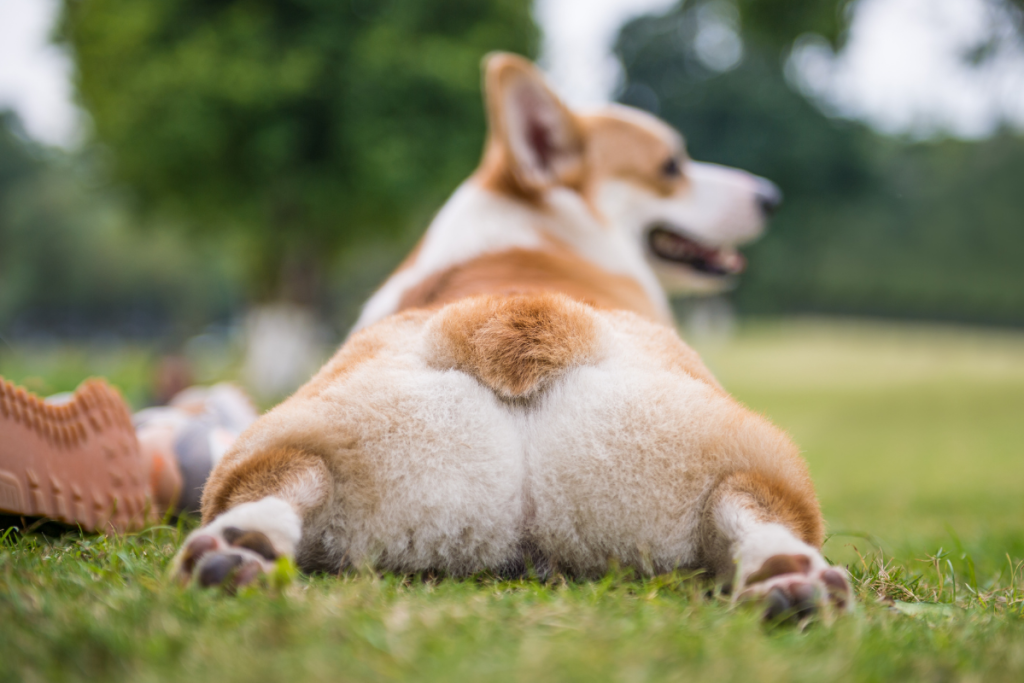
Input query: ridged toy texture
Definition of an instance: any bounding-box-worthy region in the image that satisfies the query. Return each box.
[0,376,152,532]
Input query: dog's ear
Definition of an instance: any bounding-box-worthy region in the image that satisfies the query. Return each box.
[483,53,584,192]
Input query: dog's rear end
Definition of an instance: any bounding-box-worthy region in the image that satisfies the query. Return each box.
[173,54,849,620]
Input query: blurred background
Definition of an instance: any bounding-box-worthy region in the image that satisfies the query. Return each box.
[1,0,1023,350]
[3,0,1024,396]
[1,0,1023,572]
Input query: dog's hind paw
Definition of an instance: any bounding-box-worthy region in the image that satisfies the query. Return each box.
[171,497,301,591]
[738,554,852,623]
[174,525,281,591]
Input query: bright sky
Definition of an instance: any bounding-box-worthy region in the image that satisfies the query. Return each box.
[0,0,78,146]
[2,0,1023,147]
[789,0,1024,139]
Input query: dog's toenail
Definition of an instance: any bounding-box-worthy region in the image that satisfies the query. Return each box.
[822,569,850,609]
[822,569,849,591]
[197,553,243,587]
[182,535,218,572]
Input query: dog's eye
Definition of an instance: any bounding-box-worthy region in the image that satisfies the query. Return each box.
[661,157,681,178]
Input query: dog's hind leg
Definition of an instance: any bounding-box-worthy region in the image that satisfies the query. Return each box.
[702,471,852,621]
[171,446,329,591]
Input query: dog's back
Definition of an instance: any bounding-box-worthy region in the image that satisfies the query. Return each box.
[353,55,777,333]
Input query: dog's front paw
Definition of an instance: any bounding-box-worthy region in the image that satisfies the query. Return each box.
[174,525,282,590]
[737,553,852,622]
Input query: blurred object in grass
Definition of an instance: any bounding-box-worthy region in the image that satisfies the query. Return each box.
[242,304,331,401]
[152,355,193,406]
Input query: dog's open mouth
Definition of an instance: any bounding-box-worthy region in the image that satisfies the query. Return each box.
[648,226,746,277]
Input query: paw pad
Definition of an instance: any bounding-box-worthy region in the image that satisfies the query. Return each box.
[174,527,281,591]
[739,553,852,623]
[197,553,244,588]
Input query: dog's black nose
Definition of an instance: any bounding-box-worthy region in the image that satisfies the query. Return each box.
[756,180,783,218]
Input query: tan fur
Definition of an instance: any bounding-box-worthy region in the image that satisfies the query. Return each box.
[745,553,812,585]
[202,446,328,522]
[397,247,662,322]
[476,55,684,206]
[710,470,824,548]
[294,315,393,398]
[579,111,688,200]
[426,293,599,399]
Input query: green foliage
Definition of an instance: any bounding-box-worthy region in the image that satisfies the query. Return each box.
[0,112,244,337]
[3,321,1024,681]
[0,342,161,408]
[617,0,1024,324]
[57,0,537,300]
[733,0,854,48]
[691,319,1024,554]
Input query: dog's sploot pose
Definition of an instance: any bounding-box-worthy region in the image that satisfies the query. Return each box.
[174,54,850,617]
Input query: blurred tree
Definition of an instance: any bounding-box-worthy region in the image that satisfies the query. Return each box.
[0,111,243,338]
[732,0,853,48]
[724,0,1020,52]
[57,0,537,303]
[616,0,1024,325]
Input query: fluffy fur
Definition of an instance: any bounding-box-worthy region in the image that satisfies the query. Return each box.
[173,54,850,616]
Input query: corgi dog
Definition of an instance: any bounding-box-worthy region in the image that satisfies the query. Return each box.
[173,54,850,618]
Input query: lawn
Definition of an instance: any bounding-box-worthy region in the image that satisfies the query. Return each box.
[2,318,1023,682]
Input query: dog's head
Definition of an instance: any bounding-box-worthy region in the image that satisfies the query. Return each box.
[476,53,780,295]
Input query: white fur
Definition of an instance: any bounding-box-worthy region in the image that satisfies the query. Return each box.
[311,344,527,573]
[503,77,582,187]
[354,182,672,332]
[277,468,327,513]
[521,319,717,574]
[354,184,543,331]
[221,306,808,578]
[200,496,302,558]
[177,296,842,602]
[595,161,772,295]
[355,157,773,331]
[712,494,827,584]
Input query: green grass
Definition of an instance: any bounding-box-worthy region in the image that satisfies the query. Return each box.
[3,318,1024,682]
[0,336,244,409]
[0,341,162,408]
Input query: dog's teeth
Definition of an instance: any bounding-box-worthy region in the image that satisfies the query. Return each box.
[651,230,739,272]
[718,250,746,273]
